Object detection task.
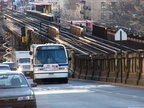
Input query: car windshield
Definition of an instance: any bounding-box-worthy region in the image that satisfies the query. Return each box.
[0,66,10,70]
[0,74,29,89]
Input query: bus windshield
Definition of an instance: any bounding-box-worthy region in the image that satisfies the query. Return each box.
[35,49,67,64]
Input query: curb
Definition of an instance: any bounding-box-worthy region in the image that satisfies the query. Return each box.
[69,78,144,89]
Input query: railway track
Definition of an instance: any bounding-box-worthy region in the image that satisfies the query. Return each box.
[3,10,137,55]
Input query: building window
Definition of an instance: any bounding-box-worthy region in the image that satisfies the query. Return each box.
[109,13,114,19]
[101,2,106,9]
[101,13,106,20]
[121,2,125,6]
[110,2,116,8]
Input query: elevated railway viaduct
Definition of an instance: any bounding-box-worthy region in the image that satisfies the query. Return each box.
[1,9,144,86]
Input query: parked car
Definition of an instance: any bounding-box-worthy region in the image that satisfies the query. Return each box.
[0,63,11,71]
[0,71,37,108]
[3,62,16,70]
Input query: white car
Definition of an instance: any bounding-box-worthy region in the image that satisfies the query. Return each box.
[3,62,16,70]
[0,63,11,71]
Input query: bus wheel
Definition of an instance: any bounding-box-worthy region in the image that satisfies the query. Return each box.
[34,79,42,84]
[30,72,33,79]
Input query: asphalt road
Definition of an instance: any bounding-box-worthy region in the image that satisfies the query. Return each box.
[28,78,144,108]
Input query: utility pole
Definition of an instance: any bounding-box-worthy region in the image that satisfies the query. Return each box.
[115,28,127,83]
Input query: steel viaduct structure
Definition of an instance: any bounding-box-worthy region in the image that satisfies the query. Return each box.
[1,9,144,86]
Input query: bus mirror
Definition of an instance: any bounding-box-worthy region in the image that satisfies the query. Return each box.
[68,57,71,60]
[29,51,33,55]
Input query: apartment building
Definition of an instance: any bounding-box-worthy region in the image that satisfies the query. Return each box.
[81,0,143,32]
[80,0,133,22]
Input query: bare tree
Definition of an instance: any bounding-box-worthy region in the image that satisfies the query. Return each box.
[61,0,81,20]
[107,0,144,34]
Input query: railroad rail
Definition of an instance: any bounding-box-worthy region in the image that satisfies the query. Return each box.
[3,9,137,55]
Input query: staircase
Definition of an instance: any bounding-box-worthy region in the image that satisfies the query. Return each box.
[0,35,5,62]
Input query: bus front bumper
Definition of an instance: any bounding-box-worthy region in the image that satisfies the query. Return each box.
[34,72,68,79]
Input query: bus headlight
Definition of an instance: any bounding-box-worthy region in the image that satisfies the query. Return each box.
[17,67,23,71]
[64,67,68,70]
[59,67,68,70]
[34,67,43,71]
[34,68,38,71]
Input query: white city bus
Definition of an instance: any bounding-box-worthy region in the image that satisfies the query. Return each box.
[29,43,70,83]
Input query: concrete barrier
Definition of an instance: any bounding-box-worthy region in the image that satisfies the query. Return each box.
[107,53,118,83]
[73,54,81,78]
[126,53,139,85]
[82,56,92,80]
[137,51,144,86]
[47,25,59,39]
[71,51,144,86]
[70,25,84,37]
[91,55,101,81]
[98,55,109,82]
[78,55,88,79]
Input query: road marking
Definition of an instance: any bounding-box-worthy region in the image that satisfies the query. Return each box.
[35,89,93,95]
[128,105,144,108]
[69,84,114,89]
